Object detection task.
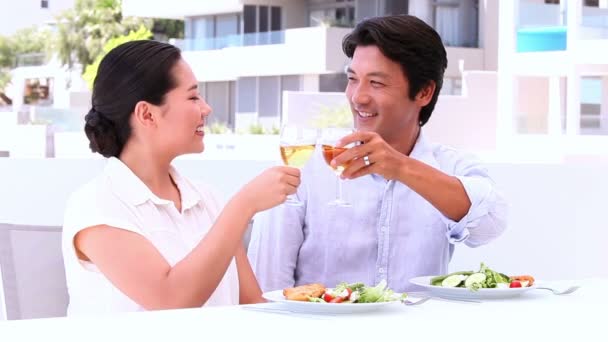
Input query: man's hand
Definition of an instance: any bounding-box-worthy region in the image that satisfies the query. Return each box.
[331,131,407,180]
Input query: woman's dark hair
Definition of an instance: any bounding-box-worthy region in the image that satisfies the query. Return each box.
[84,40,182,157]
[342,15,447,126]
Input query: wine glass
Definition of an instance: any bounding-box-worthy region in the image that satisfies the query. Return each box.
[320,127,354,207]
[279,124,318,206]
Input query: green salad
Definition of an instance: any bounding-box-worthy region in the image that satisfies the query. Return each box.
[309,280,406,303]
[430,262,512,291]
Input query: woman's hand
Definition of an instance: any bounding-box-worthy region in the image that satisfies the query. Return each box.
[238,166,301,213]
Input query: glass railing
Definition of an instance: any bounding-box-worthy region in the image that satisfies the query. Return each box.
[173,30,285,52]
[516,1,565,52]
[29,106,85,132]
[581,6,608,39]
[15,53,47,67]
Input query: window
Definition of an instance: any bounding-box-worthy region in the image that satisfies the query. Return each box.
[319,73,348,92]
[23,78,53,105]
[259,6,269,32]
[41,0,49,9]
[432,0,479,47]
[244,5,257,34]
[584,0,599,6]
[271,7,282,31]
[258,77,280,117]
[309,0,355,27]
[237,77,257,113]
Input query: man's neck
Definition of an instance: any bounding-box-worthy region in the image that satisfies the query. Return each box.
[389,126,420,156]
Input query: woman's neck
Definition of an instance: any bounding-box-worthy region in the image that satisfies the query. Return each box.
[119,142,175,197]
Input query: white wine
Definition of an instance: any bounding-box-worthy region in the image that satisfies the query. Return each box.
[280,145,315,168]
[321,145,350,175]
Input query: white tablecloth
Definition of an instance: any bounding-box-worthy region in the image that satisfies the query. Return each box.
[0,279,604,341]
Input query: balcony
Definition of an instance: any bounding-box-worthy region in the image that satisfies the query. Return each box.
[122,0,242,19]
[172,31,285,52]
[15,53,47,67]
[174,26,352,82]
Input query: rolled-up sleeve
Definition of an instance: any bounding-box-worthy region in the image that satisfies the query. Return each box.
[247,203,305,292]
[439,151,508,247]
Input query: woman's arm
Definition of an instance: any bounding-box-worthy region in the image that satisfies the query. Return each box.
[75,166,299,310]
[235,245,264,304]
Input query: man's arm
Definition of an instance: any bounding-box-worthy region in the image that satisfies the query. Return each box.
[247,204,305,292]
[334,131,507,247]
[435,150,508,247]
[395,157,471,221]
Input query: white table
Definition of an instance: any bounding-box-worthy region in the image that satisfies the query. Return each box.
[0,279,604,341]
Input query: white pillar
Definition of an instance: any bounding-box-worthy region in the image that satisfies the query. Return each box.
[566,71,581,136]
[566,0,582,49]
[496,0,517,146]
[601,76,608,134]
[566,0,582,136]
[548,76,562,136]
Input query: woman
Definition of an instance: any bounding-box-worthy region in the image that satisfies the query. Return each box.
[62,40,300,315]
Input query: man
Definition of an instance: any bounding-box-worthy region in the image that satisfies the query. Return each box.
[247,15,507,292]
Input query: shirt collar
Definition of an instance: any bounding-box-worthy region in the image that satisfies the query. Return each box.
[408,131,431,161]
[104,157,203,210]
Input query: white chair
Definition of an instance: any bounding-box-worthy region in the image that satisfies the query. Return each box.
[0,224,68,320]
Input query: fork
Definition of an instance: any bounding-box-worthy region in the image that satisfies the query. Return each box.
[401,296,481,306]
[535,285,580,295]
[401,297,432,306]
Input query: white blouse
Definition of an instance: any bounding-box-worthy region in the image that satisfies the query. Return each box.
[62,157,239,316]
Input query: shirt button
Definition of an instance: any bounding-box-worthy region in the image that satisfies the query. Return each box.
[381,226,387,232]
[378,267,385,274]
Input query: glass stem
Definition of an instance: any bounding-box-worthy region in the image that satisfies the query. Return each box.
[337,176,344,202]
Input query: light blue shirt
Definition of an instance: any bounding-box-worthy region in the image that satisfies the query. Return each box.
[247,133,508,292]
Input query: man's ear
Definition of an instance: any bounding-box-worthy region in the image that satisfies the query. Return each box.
[132,101,157,128]
[415,81,436,107]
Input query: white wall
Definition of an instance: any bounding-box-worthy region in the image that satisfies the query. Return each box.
[1,156,607,283]
[122,0,242,19]
[0,0,74,36]
[445,47,485,78]
[182,27,352,82]
[426,71,499,152]
[281,71,502,152]
[518,1,561,27]
[0,112,18,153]
[0,124,48,158]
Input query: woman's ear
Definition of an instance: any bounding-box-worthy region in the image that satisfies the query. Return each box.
[415,81,436,107]
[132,101,156,128]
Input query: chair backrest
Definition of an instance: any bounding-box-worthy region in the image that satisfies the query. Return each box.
[0,224,68,320]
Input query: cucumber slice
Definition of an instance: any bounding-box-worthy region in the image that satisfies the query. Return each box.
[431,271,474,286]
[464,272,487,288]
[441,274,467,287]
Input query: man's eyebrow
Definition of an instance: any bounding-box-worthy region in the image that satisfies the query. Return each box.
[367,71,390,79]
[187,84,198,91]
[345,67,390,79]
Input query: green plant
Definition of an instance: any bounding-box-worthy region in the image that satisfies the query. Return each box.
[269,125,280,135]
[310,105,353,129]
[83,25,152,90]
[248,122,266,135]
[204,121,231,134]
[52,0,153,73]
[0,27,51,92]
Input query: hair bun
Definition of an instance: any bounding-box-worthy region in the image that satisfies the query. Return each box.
[84,107,120,158]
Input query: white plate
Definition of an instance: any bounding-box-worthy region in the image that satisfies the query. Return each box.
[409,276,537,300]
[261,290,402,314]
